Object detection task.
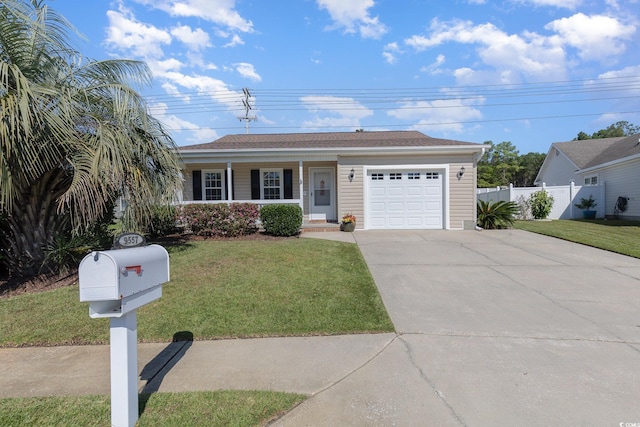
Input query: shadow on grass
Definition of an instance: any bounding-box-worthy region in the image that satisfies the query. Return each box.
[139,330,194,416]
[148,235,196,254]
[571,219,640,227]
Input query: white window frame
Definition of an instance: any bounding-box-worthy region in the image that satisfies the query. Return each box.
[583,174,598,186]
[261,168,283,200]
[202,169,225,200]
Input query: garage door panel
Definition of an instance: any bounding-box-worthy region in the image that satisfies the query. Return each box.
[370,188,386,197]
[406,186,422,196]
[388,187,404,196]
[367,169,443,230]
[406,201,423,211]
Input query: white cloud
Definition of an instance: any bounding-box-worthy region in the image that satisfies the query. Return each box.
[383,42,401,64]
[223,34,245,47]
[545,13,636,60]
[517,0,583,9]
[405,19,567,82]
[170,25,211,50]
[133,0,253,33]
[387,98,484,133]
[234,63,262,82]
[105,8,171,58]
[316,0,388,39]
[420,54,446,75]
[301,95,373,129]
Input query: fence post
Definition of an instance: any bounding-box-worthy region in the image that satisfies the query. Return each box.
[569,181,575,219]
[509,183,514,201]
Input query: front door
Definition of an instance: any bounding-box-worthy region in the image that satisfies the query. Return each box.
[309,168,336,221]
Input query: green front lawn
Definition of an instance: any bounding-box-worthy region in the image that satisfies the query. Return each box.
[0,390,306,427]
[514,219,640,258]
[1,238,394,347]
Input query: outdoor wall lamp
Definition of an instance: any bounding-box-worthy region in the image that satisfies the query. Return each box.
[348,168,355,182]
[457,166,466,179]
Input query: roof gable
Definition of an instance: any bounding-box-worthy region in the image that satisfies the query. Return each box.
[180,130,479,151]
[553,137,624,169]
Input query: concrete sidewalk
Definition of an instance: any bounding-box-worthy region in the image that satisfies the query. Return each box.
[2,229,640,426]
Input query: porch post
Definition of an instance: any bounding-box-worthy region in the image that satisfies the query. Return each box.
[227,162,232,201]
[298,160,304,211]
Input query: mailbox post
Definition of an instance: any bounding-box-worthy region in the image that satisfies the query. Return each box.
[79,243,169,427]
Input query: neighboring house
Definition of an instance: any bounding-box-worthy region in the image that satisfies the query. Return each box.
[177,131,488,230]
[535,134,640,220]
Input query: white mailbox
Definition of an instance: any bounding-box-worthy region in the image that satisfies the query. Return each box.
[79,244,169,318]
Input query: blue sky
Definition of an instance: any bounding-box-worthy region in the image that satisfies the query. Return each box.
[51,0,640,153]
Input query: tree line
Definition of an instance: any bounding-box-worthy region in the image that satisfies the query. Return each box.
[478,121,639,188]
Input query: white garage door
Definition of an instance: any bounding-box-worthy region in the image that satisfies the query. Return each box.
[367,169,443,229]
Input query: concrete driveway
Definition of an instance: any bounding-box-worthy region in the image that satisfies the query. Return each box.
[280,229,640,426]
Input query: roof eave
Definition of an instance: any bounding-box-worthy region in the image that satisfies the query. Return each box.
[580,152,640,174]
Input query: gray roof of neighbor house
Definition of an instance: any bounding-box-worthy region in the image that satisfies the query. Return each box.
[180,130,480,151]
[552,137,624,169]
[582,133,640,169]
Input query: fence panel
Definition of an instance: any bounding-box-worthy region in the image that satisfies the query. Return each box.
[477,183,605,220]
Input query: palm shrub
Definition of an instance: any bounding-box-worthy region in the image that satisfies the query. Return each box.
[477,200,519,229]
[529,190,554,219]
[260,204,303,237]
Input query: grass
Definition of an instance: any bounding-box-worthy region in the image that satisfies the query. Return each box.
[0,238,394,347]
[514,219,640,258]
[0,390,307,426]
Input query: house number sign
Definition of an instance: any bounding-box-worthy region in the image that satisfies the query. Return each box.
[113,232,146,249]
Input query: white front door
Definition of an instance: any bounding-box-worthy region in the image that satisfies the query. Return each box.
[309,168,336,221]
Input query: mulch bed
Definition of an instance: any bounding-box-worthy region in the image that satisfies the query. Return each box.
[0,231,296,299]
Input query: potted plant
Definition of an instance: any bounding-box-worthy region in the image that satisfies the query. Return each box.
[575,195,597,219]
[340,213,356,232]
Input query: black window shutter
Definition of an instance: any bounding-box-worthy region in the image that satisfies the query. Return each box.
[231,170,235,200]
[192,170,202,200]
[284,169,293,199]
[251,169,260,199]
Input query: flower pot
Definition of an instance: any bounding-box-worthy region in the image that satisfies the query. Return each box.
[341,222,355,232]
[582,210,596,219]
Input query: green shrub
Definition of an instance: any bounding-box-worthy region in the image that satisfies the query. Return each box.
[477,200,519,229]
[178,203,259,237]
[260,204,303,237]
[529,190,554,219]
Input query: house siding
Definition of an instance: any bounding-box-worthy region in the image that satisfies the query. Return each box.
[337,154,476,229]
[590,158,640,220]
[537,150,578,186]
[183,162,301,201]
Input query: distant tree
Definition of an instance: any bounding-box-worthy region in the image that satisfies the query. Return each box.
[513,152,545,187]
[573,121,640,140]
[477,141,521,187]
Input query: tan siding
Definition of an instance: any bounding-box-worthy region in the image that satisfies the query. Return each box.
[183,162,302,202]
[339,154,476,229]
[337,163,365,228]
[449,160,476,230]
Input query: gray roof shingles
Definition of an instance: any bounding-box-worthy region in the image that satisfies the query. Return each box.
[554,134,640,170]
[180,131,479,150]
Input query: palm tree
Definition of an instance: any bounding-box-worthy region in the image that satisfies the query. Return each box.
[0,0,182,276]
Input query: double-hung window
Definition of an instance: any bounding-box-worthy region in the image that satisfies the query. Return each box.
[262,169,282,200]
[584,175,598,186]
[202,170,224,200]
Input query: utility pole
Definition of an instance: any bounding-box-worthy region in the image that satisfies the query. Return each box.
[238,88,257,134]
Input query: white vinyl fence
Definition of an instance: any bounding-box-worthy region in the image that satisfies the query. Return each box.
[477,183,605,220]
